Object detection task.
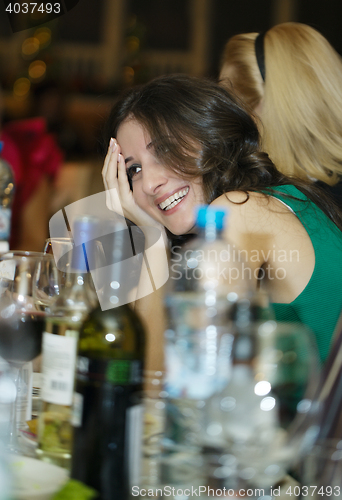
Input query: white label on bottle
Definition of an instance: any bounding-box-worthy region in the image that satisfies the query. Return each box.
[0,259,15,280]
[71,392,83,427]
[0,208,11,241]
[126,404,144,488]
[16,362,33,430]
[41,331,78,405]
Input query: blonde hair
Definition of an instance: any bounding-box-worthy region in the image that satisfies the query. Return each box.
[219,22,342,185]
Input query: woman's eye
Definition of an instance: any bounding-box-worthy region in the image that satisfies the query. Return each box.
[127,164,142,180]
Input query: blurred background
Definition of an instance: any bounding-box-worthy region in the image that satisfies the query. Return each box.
[0,0,340,209]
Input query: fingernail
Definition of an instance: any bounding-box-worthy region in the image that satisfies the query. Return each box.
[117,153,122,162]
[110,137,116,149]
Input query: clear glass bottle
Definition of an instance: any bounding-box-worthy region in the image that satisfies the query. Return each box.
[162,205,251,488]
[0,356,14,499]
[70,221,146,500]
[36,216,99,468]
[0,142,15,253]
[298,313,342,492]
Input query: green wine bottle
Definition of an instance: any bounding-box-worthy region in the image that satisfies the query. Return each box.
[70,220,146,500]
[37,216,99,468]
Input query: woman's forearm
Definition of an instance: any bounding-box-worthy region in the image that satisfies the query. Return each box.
[133,225,169,372]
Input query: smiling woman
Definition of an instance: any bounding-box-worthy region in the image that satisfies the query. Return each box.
[115,119,205,236]
[102,74,342,368]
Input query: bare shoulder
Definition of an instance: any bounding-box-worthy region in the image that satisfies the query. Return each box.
[210,191,292,234]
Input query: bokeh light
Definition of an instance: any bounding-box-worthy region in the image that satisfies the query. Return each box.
[123,66,135,85]
[21,37,39,58]
[34,27,52,48]
[126,36,140,53]
[13,78,31,98]
[254,380,272,396]
[28,60,47,81]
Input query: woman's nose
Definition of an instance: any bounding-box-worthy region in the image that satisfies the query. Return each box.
[142,162,168,194]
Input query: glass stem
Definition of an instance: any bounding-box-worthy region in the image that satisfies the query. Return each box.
[7,364,21,453]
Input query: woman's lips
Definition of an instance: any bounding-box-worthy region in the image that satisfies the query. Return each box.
[157,187,190,211]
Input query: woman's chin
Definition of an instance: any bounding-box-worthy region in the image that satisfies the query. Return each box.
[165,222,197,236]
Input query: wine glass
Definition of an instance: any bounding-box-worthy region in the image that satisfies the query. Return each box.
[202,320,320,497]
[43,237,74,289]
[43,236,106,308]
[0,251,59,453]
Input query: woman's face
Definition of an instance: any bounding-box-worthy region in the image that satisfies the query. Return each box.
[117,119,205,235]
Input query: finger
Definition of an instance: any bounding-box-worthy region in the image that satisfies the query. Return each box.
[102,139,119,211]
[117,153,131,194]
[101,138,115,178]
[102,138,118,189]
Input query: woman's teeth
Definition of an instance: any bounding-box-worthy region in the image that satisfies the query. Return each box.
[159,187,189,211]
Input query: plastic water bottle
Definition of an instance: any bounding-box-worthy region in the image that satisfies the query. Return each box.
[162,205,250,488]
[0,142,14,253]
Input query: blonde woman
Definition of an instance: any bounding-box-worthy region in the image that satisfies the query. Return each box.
[219,22,342,206]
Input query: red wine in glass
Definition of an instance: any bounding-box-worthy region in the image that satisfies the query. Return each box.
[0,313,46,364]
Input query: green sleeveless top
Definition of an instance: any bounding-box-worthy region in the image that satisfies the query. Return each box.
[268,185,342,363]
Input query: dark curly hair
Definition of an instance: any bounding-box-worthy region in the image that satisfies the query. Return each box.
[103,74,342,232]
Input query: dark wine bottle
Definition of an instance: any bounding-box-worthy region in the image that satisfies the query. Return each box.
[70,220,146,500]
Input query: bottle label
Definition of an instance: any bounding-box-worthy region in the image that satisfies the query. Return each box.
[16,362,33,429]
[76,356,143,385]
[71,391,83,428]
[0,208,11,241]
[126,403,144,487]
[41,331,78,405]
[0,259,15,279]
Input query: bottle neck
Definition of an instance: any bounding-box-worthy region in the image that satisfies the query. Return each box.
[67,270,94,288]
[59,267,99,313]
[198,224,223,242]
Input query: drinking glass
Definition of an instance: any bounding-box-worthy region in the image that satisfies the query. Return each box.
[43,238,74,289]
[0,251,59,453]
[43,236,106,307]
[300,439,342,499]
[203,321,320,497]
[139,371,166,492]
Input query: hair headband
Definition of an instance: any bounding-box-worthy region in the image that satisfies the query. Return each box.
[255,32,266,81]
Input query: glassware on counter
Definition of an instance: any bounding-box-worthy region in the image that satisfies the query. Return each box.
[43,237,74,289]
[139,371,166,493]
[0,251,58,454]
[204,319,320,497]
[70,221,146,500]
[36,217,100,469]
[161,206,248,490]
[300,439,342,498]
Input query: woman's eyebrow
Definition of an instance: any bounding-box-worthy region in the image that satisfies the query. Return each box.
[124,141,154,163]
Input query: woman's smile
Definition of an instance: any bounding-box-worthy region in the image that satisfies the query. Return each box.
[156,186,189,212]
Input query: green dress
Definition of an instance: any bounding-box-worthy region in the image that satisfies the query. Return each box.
[268,184,342,363]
